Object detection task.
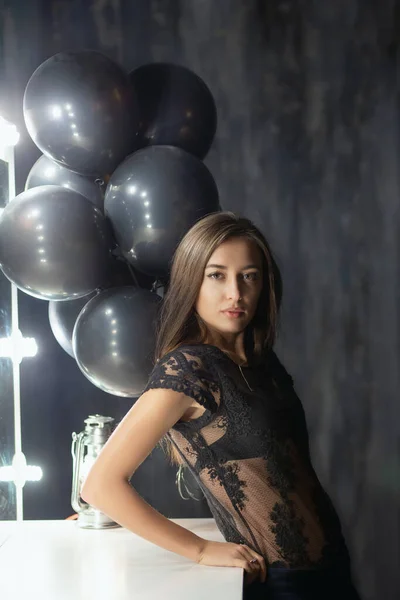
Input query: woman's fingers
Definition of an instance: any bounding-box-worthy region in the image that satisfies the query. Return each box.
[239,544,267,583]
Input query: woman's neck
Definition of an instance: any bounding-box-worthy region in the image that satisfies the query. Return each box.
[203,331,248,365]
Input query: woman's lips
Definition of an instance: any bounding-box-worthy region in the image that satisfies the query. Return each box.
[222,310,245,319]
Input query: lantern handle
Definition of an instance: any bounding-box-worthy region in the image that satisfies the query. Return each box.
[71,431,89,514]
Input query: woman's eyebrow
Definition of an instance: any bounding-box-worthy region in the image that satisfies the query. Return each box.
[205,264,260,270]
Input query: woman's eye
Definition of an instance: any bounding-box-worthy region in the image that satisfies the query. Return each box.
[207,272,259,281]
[243,272,259,281]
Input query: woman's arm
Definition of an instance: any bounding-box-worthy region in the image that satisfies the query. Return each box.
[81,387,206,562]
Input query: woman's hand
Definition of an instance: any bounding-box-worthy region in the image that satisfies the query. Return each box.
[197,540,267,586]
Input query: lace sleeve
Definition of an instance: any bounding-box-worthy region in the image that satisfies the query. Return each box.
[142,348,221,416]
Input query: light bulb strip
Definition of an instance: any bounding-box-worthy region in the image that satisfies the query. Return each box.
[8,142,24,520]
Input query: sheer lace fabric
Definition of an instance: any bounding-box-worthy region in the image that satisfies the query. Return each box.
[142,344,349,570]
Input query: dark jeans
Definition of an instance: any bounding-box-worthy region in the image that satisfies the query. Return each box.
[242,565,361,600]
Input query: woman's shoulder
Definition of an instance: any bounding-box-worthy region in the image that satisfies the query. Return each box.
[153,346,216,382]
[158,343,216,364]
[155,344,223,381]
[146,344,221,395]
[267,348,294,386]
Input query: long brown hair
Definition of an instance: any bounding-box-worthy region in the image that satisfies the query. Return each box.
[155,211,283,466]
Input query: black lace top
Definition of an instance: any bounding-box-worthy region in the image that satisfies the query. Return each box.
[142,344,350,570]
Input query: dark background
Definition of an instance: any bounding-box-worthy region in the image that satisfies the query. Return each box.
[0,2,399,599]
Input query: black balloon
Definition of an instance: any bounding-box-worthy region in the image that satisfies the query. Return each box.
[47,256,146,357]
[0,185,112,300]
[26,155,104,210]
[129,63,217,159]
[49,292,97,357]
[107,256,157,289]
[104,146,220,277]
[23,51,139,177]
[73,286,161,397]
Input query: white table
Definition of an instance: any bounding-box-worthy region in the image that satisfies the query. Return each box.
[0,518,243,600]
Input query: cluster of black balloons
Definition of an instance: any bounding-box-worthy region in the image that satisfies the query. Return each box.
[0,50,220,397]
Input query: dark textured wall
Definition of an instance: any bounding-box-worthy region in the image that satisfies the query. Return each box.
[0,2,399,599]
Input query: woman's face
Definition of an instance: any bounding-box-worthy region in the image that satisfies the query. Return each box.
[195,237,263,340]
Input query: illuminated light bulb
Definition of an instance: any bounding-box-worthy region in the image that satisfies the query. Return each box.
[0,451,43,487]
[0,329,38,364]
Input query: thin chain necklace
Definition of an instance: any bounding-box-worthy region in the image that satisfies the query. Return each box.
[238,363,254,392]
[222,349,254,392]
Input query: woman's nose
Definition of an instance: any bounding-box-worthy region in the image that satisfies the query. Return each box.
[226,280,242,301]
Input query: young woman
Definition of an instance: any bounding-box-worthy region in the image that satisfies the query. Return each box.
[82,212,361,600]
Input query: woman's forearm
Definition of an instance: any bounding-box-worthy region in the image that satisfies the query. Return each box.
[81,480,206,562]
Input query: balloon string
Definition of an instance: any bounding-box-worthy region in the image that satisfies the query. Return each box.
[126,263,140,287]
